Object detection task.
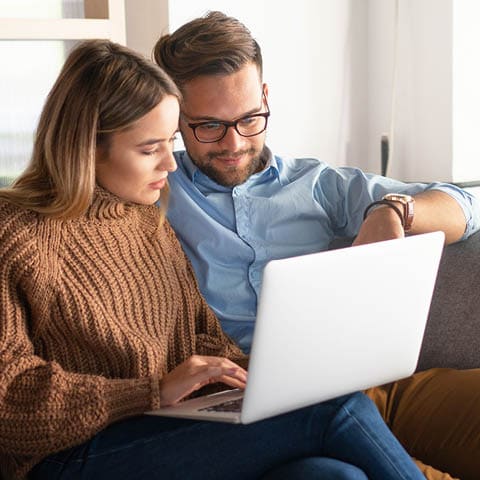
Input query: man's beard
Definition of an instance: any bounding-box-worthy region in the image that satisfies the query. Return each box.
[189,145,268,187]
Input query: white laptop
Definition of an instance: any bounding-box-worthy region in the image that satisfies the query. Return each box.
[148,231,445,424]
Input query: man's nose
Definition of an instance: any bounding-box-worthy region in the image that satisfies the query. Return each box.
[217,125,245,150]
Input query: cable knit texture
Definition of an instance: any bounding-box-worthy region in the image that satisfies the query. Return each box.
[0,186,246,479]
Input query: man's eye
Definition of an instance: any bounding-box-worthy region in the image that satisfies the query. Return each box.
[238,116,258,127]
[142,150,158,156]
[198,122,223,131]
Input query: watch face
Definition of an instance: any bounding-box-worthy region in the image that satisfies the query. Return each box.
[384,194,413,203]
[382,194,415,231]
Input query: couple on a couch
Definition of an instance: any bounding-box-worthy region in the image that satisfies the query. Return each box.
[2,10,480,480]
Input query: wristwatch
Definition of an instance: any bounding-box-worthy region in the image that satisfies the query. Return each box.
[382,194,415,231]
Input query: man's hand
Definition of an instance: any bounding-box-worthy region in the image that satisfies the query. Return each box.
[353,205,405,246]
[159,355,248,406]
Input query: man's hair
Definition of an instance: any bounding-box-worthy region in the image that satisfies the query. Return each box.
[153,11,263,89]
[0,39,180,220]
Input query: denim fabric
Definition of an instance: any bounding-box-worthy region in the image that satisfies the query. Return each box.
[261,457,368,479]
[30,392,423,480]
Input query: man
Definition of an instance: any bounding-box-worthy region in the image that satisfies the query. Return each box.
[154,11,480,479]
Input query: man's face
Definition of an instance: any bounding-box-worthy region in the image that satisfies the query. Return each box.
[180,62,268,187]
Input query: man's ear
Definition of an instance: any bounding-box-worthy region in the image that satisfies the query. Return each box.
[263,83,269,98]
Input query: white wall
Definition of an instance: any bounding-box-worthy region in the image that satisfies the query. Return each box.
[369,0,480,184]
[125,0,168,59]
[125,1,480,183]
[453,0,480,183]
[368,0,453,181]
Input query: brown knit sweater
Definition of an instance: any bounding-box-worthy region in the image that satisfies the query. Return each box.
[0,187,246,479]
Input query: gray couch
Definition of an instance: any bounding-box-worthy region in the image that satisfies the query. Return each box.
[417,230,480,371]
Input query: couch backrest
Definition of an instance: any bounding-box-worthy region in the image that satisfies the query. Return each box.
[417,230,480,371]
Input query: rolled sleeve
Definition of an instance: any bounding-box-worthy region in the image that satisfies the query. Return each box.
[425,183,480,240]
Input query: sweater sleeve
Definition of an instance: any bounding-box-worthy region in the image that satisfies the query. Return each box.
[0,208,161,459]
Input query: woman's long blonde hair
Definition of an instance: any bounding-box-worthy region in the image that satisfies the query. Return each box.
[0,39,181,219]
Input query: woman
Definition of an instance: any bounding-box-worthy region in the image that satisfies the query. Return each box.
[0,39,424,480]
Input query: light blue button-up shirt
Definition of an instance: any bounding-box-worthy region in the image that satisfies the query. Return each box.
[167,148,480,352]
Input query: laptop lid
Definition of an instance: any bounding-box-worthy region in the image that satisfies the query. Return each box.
[240,231,444,423]
[148,232,444,424]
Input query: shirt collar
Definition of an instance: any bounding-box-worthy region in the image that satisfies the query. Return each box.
[266,151,285,184]
[179,150,200,182]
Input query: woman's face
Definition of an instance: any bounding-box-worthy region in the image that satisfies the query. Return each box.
[96,95,179,205]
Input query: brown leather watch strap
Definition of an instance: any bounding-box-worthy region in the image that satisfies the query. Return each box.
[382,194,415,231]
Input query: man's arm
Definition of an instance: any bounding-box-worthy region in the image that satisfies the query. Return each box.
[354,190,467,246]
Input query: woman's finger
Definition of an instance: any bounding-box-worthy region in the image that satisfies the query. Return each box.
[160,357,248,405]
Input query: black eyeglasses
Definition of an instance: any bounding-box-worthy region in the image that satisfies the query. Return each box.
[184,94,270,143]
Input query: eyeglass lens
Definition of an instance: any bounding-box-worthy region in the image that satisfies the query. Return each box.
[194,115,268,142]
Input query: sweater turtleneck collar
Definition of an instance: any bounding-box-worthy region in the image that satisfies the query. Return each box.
[87,185,129,221]
[86,185,161,233]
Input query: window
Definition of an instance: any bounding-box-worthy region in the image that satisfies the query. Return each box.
[0,0,125,186]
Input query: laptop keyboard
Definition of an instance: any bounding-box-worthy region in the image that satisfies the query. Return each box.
[199,397,243,413]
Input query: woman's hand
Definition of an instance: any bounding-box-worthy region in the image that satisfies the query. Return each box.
[159,355,248,406]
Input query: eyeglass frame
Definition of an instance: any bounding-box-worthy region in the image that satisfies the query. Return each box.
[182,93,270,144]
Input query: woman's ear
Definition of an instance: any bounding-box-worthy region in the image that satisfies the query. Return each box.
[95,143,108,165]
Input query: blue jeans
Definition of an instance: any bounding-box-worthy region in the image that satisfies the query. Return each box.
[261,457,369,479]
[30,392,423,480]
